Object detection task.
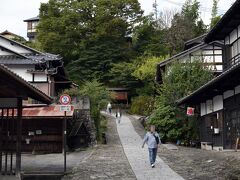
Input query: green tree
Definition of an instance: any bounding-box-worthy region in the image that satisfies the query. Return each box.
[132,56,165,95]
[109,61,141,89]
[79,80,111,140]
[61,80,110,141]
[127,56,165,116]
[133,15,169,57]
[149,60,213,142]
[37,0,143,84]
[210,0,221,29]
[167,0,207,55]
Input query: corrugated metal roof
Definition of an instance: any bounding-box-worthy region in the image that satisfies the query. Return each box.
[0,105,74,118]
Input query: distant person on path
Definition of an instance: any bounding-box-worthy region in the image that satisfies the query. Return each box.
[142,125,161,168]
[115,108,122,124]
[107,102,112,114]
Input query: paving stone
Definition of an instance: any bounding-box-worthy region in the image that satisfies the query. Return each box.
[162,144,179,150]
[63,115,136,180]
[117,114,185,180]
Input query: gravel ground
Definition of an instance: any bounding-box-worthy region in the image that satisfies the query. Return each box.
[129,115,240,180]
[63,115,136,180]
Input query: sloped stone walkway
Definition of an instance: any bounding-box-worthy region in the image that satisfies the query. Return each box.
[63,114,136,180]
[117,114,184,180]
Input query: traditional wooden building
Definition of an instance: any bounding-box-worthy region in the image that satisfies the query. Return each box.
[0,30,25,41]
[0,35,96,152]
[23,16,39,41]
[178,0,240,150]
[0,64,52,175]
[0,34,72,99]
[107,88,129,105]
[156,36,224,83]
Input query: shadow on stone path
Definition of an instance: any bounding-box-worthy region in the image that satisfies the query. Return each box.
[63,114,136,180]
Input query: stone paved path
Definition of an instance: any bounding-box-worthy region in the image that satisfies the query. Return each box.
[63,114,136,180]
[117,114,185,180]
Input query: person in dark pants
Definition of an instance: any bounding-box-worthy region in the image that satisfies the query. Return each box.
[142,125,161,168]
[115,108,122,124]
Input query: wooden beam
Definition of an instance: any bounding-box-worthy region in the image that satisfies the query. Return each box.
[16,97,22,176]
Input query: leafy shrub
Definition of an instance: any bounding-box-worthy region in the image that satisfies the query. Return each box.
[79,80,111,141]
[130,96,155,116]
[149,61,213,142]
[60,80,111,142]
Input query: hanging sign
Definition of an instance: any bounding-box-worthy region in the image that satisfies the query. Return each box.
[187,107,195,116]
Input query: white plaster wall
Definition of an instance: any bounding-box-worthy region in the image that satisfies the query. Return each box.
[0,37,32,54]
[215,55,222,63]
[192,49,202,56]
[0,48,13,55]
[223,90,234,99]
[34,74,47,82]
[213,95,223,112]
[214,50,222,55]
[225,36,230,45]
[238,25,240,39]
[7,65,34,82]
[230,29,238,44]
[235,85,240,94]
[206,100,213,114]
[200,103,206,116]
[202,49,214,55]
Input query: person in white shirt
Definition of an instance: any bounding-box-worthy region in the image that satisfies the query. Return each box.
[142,125,161,168]
[107,102,112,114]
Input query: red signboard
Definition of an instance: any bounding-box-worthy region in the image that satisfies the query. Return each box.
[115,92,128,100]
[187,107,194,116]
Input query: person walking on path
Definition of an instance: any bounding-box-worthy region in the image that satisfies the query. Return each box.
[142,125,161,168]
[107,102,112,114]
[115,108,122,124]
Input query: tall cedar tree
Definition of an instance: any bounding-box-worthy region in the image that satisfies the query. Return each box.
[210,0,221,29]
[167,0,207,55]
[37,0,143,84]
[133,15,169,57]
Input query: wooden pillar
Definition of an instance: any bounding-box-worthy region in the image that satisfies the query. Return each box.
[0,108,3,172]
[63,112,67,173]
[16,97,22,176]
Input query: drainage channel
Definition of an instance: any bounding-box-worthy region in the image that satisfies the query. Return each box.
[21,172,64,180]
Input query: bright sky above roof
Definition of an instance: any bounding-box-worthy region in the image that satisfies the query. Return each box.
[0,0,236,39]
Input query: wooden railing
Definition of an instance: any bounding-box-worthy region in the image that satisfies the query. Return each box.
[226,53,240,69]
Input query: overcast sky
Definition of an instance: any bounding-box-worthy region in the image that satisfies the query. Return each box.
[0,0,236,39]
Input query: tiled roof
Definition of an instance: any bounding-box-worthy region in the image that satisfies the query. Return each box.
[205,0,240,43]
[158,43,206,68]
[0,35,62,64]
[23,16,40,22]
[0,55,40,65]
[0,64,52,104]
[26,53,62,62]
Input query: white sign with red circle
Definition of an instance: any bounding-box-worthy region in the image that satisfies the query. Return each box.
[60,94,71,105]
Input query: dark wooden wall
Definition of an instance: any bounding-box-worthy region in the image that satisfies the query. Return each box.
[199,110,223,147]
[1,118,63,153]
